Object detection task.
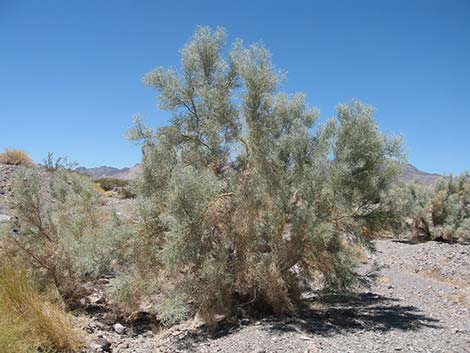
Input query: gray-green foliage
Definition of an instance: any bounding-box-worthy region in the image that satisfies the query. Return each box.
[402,173,470,242]
[129,26,403,319]
[2,167,130,303]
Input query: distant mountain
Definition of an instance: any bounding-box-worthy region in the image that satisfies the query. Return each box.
[119,164,142,180]
[78,162,441,185]
[76,164,141,180]
[398,163,442,186]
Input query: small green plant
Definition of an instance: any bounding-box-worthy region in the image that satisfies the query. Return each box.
[0,148,35,166]
[155,295,188,326]
[43,152,77,171]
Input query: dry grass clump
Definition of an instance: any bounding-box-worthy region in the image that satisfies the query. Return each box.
[0,265,84,353]
[0,148,35,166]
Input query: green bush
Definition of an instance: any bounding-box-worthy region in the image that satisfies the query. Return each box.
[155,295,188,327]
[400,173,470,242]
[42,152,77,172]
[95,177,129,191]
[2,168,132,305]
[94,178,135,199]
[128,26,404,321]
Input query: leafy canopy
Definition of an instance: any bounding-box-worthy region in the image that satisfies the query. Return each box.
[129,26,403,319]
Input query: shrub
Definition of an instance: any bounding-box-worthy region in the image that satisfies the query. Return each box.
[95,177,129,191]
[128,27,404,321]
[108,272,187,326]
[43,152,77,172]
[0,264,83,352]
[402,173,470,242]
[108,272,159,317]
[0,148,34,166]
[94,178,135,199]
[155,295,188,326]
[2,167,132,305]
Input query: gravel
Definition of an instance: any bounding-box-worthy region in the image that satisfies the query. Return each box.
[81,239,470,353]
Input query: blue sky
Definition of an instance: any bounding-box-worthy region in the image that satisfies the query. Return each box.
[1,0,469,174]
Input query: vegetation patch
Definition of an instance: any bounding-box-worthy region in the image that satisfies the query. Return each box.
[1,167,132,306]
[95,177,129,191]
[125,26,404,322]
[396,173,470,243]
[0,148,35,167]
[0,264,84,353]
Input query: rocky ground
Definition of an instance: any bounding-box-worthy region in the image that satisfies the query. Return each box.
[2,164,468,352]
[0,164,18,214]
[81,240,470,353]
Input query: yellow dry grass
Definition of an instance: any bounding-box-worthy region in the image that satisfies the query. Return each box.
[0,265,84,353]
[0,148,35,166]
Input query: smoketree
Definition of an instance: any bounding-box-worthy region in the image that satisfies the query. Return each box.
[129,26,403,320]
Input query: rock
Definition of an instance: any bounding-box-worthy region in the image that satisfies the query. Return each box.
[116,342,129,349]
[0,214,10,222]
[113,323,127,335]
[89,293,105,304]
[91,337,112,352]
[305,344,319,353]
[98,277,111,285]
[240,318,250,325]
[142,330,153,338]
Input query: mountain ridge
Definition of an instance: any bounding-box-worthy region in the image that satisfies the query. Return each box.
[76,163,441,185]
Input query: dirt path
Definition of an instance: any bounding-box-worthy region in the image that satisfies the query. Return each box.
[84,240,470,353]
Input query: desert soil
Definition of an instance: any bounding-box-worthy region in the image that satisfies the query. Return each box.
[83,239,470,353]
[2,166,468,353]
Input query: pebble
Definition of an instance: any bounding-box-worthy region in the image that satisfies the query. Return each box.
[114,323,127,335]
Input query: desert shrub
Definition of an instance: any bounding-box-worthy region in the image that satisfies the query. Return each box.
[108,273,146,316]
[43,152,77,172]
[128,27,403,321]
[108,272,160,317]
[155,295,188,326]
[118,186,136,199]
[95,177,129,191]
[0,264,83,352]
[95,178,135,199]
[108,271,187,325]
[0,148,35,166]
[2,167,132,305]
[402,173,470,242]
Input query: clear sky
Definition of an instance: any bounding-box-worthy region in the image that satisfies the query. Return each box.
[1,0,469,174]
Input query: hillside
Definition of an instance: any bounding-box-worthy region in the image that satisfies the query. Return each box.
[76,164,142,180]
[77,163,441,185]
[399,163,442,185]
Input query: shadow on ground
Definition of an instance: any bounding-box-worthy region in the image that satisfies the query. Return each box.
[173,291,440,350]
[267,292,440,336]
